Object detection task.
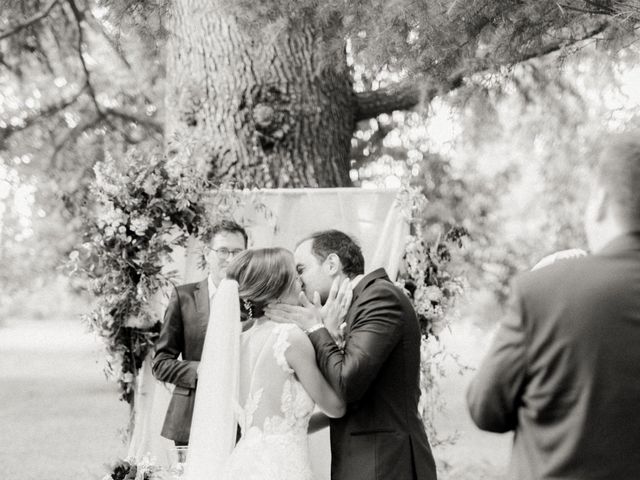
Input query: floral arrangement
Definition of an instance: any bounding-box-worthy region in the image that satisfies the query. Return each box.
[67,148,275,411]
[397,185,468,339]
[397,184,469,444]
[67,149,213,405]
[103,455,168,480]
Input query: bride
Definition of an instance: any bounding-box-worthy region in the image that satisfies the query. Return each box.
[184,247,346,480]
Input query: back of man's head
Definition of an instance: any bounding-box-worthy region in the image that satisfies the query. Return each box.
[304,229,365,278]
[596,131,640,230]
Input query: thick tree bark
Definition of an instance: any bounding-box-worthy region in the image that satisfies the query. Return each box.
[166,0,355,187]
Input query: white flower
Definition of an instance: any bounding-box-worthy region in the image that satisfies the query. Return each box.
[97,203,129,230]
[429,314,448,337]
[130,216,151,236]
[94,162,125,197]
[423,285,443,303]
[68,250,79,261]
[122,372,135,383]
[125,314,152,329]
[165,157,184,178]
[142,173,160,196]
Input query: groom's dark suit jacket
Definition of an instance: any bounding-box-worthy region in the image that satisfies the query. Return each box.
[309,268,437,480]
[152,278,209,444]
[467,232,640,480]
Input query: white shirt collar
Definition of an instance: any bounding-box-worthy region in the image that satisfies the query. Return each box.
[207,274,218,298]
[350,274,364,290]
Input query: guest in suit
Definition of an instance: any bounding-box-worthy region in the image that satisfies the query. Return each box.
[467,131,640,479]
[266,230,437,480]
[152,220,248,446]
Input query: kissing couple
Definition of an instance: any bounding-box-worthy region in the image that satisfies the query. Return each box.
[181,229,437,480]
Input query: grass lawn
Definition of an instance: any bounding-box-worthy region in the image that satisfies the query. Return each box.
[0,318,129,480]
[0,315,510,479]
[431,322,511,479]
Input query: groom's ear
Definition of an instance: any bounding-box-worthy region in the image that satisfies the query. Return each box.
[325,253,342,276]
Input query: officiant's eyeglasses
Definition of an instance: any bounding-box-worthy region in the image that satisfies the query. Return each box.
[206,247,244,259]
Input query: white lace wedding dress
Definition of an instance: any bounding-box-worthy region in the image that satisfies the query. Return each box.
[220,321,316,480]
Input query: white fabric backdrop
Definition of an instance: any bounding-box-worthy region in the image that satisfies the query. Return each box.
[127,188,409,477]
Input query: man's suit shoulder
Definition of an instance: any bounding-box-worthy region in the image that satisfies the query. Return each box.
[358,275,406,303]
[174,279,205,293]
[171,279,206,303]
[355,275,417,322]
[512,256,619,319]
[515,256,594,293]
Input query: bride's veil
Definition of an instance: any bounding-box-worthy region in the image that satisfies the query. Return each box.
[183,278,241,480]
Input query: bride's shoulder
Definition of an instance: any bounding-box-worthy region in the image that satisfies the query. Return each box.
[269,322,308,348]
[278,324,314,358]
[271,322,305,342]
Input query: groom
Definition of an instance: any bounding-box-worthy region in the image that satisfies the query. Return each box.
[467,132,640,479]
[266,230,437,480]
[152,220,248,446]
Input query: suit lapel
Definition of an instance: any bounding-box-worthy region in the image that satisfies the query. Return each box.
[193,279,210,329]
[346,268,389,329]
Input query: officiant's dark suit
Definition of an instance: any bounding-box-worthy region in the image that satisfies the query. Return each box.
[152,220,247,445]
[467,131,640,480]
[309,267,437,480]
[152,279,210,444]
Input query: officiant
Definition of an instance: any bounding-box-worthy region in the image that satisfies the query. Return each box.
[152,220,248,446]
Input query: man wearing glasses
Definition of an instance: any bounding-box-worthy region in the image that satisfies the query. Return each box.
[152,219,248,446]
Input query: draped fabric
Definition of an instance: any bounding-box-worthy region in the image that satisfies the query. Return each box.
[183,279,241,480]
[126,188,409,478]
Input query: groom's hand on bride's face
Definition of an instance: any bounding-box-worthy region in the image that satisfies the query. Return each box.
[321,278,352,336]
[264,292,322,330]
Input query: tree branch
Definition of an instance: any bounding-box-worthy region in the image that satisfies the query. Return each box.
[0,87,86,144]
[65,0,102,114]
[354,78,433,121]
[63,0,162,138]
[354,20,610,121]
[84,12,132,70]
[0,0,61,41]
[104,107,164,134]
[50,115,103,168]
[506,21,610,65]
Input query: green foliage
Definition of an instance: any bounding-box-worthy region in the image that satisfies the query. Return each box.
[226,0,639,80]
[349,41,640,305]
[67,149,212,403]
[398,186,469,338]
[394,185,469,442]
[1,0,164,304]
[0,158,79,310]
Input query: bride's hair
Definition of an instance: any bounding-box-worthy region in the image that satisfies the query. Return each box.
[226,247,298,318]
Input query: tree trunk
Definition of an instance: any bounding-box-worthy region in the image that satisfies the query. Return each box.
[165,0,355,187]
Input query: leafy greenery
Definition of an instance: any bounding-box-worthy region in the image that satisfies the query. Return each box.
[2,1,640,305]
[67,149,212,404]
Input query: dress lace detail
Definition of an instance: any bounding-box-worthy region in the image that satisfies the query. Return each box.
[273,324,295,374]
[236,388,263,435]
[221,321,316,480]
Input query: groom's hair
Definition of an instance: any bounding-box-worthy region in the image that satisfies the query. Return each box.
[303,230,365,278]
[597,131,640,228]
